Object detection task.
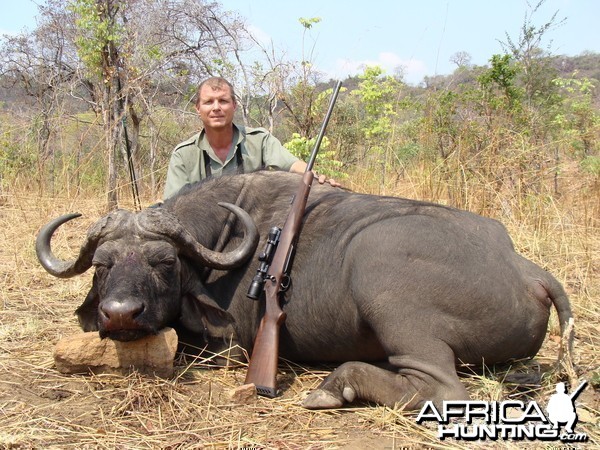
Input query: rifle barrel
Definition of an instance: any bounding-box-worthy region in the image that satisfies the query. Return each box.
[306,81,343,172]
[569,380,588,401]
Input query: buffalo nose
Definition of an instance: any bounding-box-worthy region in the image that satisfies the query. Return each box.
[100,299,144,329]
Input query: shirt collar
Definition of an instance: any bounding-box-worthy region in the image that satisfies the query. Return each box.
[197,123,244,150]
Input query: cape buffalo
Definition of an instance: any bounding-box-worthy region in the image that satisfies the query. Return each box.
[36,171,574,410]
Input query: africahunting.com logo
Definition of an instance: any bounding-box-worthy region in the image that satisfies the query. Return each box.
[416,381,589,443]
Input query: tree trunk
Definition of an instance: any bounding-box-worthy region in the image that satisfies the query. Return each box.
[104,78,118,211]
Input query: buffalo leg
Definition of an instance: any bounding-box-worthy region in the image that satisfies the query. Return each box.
[302,354,468,410]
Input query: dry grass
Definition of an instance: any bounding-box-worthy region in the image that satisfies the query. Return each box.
[0,173,598,449]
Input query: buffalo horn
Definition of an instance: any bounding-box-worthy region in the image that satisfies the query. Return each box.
[138,202,259,270]
[35,210,128,278]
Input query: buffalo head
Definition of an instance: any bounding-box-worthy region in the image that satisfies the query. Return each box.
[36,203,258,342]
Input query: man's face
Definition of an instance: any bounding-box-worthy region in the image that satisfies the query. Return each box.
[196,84,237,130]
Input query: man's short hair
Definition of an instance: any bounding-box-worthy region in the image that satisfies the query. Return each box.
[196,77,237,107]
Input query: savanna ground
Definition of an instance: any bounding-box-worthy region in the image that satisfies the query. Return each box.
[0,164,598,449]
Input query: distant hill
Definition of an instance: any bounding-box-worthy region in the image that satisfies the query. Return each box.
[417,52,600,99]
[1,52,598,111]
[552,51,600,82]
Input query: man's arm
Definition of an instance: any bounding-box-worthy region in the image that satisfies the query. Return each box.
[164,151,191,199]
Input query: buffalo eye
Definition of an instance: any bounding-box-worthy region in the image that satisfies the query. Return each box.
[92,244,116,272]
[148,256,176,268]
[92,260,112,277]
[143,242,177,271]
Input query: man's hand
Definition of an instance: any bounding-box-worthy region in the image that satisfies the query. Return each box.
[314,172,342,188]
[289,160,342,188]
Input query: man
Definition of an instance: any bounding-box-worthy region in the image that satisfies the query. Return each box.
[164,77,338,199]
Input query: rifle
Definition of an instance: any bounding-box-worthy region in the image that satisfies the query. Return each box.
[569,380,588,401]
[244,81,342,397]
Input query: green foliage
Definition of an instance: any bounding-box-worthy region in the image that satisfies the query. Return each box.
[478,54,522,110]
[69,0,124,78]
[348,66,410,191]
[394,142,420,162]
[297,17,321,70]
[299,17,321,29]
[353,66,399,137]
[0,129,36,184]
[591,370,600,389]
[284,133,345,179]
[581,156,600,177]
[552,75,599,157]
[352,66,403,156]
[422,89,460,159]
[500,0,564,105]
[145,44,163,62]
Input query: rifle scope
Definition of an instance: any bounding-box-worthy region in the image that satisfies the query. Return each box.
[247,226,281,299]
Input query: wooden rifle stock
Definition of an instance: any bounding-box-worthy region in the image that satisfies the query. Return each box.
[244,81,342,397]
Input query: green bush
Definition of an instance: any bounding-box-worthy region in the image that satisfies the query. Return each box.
[284,133,346,179]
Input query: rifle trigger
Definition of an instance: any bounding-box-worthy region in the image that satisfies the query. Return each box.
[280,275,291,292]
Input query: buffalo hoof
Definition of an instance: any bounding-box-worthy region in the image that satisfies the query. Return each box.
[302,389,344,409]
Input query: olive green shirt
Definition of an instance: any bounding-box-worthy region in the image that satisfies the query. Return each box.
[164,124,299,199]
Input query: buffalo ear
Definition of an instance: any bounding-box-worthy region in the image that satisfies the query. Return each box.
[179,292,235,339]
[75,273,100,332]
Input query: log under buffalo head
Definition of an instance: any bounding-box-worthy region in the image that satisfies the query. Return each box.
[36,203,258,342]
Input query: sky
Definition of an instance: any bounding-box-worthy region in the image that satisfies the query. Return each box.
[1,0,599,85]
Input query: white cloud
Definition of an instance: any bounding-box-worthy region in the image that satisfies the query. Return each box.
[241,30,430,86]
